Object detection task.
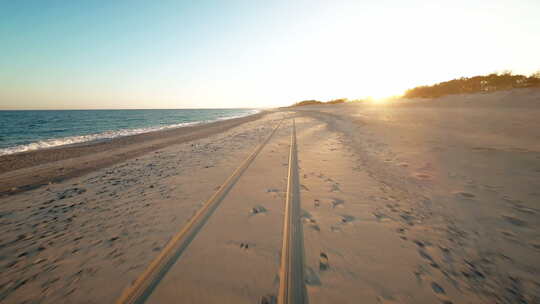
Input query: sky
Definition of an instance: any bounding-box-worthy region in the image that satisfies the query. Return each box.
[1,0,539,109]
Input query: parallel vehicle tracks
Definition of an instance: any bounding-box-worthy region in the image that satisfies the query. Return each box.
[116,119,307,304]
[278,119,306,304]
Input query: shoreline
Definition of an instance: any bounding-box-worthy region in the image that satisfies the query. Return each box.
[0,111,267,197]
[0,109,261,157]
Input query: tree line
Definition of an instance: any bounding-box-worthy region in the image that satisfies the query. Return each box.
[403,71,540,99]
[291,98,347,107]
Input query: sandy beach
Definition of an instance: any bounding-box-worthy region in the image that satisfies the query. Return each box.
[0,112,265,197]
[1,89,539,304]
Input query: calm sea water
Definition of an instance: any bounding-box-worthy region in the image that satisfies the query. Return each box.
[0,109,258,156]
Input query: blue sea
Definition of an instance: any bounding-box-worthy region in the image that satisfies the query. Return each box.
[0,109,258,156]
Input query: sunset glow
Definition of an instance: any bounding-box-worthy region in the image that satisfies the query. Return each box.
[1,0,539,109]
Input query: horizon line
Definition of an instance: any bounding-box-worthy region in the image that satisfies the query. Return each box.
[0,107,269,111]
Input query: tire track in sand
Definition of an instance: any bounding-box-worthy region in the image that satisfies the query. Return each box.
[278,119,307,304]
[115,120,282,304]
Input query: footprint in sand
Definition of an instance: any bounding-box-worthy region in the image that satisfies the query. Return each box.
[501,215,527,227]
[413,240,426,248]
[319,252,329,271]
[512,204,536,215]
[373,211,390,222]
[431,282,454,303]
[309,223,321,231]
[418,249,434,262]
[500,230,516,238]
[399,212,415,226]
[413,173,431,180]
[340,214,355,224]
[396,227,407,234]
[302,216,320,231]
[56,187,86,200]
[431,282,445,294]
[330,183,341,192]
[331,198,345,208]
[250,205,268,215]
[454,191,475,199]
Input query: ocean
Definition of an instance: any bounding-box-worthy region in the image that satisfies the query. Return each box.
[0,109,258,156]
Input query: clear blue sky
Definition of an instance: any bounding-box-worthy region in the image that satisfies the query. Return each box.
[1,0,539,109]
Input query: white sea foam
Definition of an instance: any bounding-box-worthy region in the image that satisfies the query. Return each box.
[0,109,259,156]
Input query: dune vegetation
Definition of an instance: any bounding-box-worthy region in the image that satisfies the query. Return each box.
[292,71,540,106]
[403,71,540,99]
[291,98,348,107]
